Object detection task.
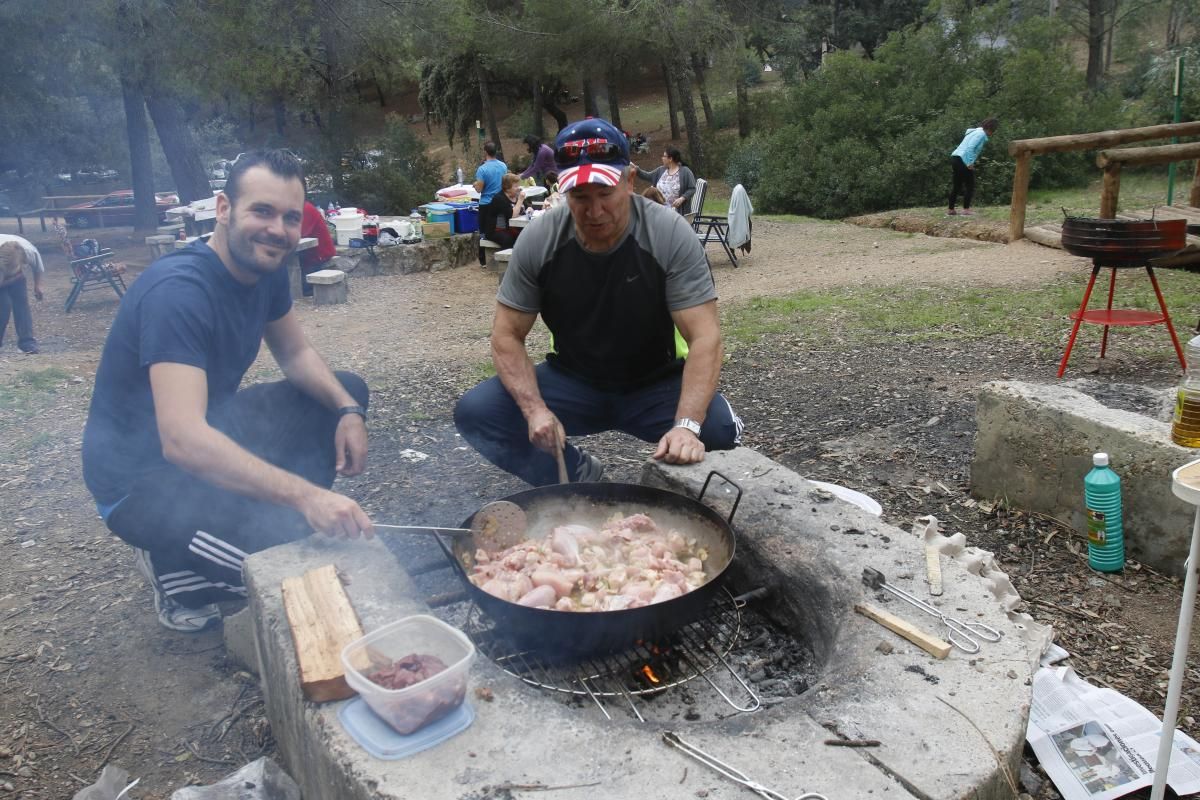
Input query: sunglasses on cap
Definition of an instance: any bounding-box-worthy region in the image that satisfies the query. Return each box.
[554,139,626,168]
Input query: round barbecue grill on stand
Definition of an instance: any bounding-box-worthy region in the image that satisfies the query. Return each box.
[1057,216,1188,377]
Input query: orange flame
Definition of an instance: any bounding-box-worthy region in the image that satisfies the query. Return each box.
[641,665,661,684]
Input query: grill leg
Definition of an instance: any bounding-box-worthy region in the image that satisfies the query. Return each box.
[1147,266,1187,371]
[1059,264,1101,378]
[1100,268,1117,359]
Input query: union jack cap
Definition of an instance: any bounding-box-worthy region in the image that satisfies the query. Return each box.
[558,163,624,192]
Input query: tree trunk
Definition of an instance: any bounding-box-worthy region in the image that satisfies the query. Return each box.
[477,62,501,157]
[606,71,622,130]
[145,91,210,204]
[662,61,681,140]
[735,63,751,138]
[691,54,715,128]
[531,78,545,140]
[541,81,568,132]
[121,78,160,232]
[1085,0,1105,89]
[273,95,287,137]
[372,72,387,107]
[1167,0,1183,48]
[672,61,704,175]
[582,76,600,118]
[1103,0,1117,72]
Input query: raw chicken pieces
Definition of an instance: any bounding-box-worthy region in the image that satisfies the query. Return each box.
[469,513,711,611]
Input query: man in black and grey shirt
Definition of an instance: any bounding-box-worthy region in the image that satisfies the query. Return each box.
[454,118,742,486]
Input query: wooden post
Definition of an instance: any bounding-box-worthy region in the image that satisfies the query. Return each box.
[1009,152,1033,242]
[1100,164,1122,218]
[1191,161,1200,207]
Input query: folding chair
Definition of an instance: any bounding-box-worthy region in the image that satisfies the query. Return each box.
[55,223,127,311]
[693,183,751,268]
[684,178,708,231]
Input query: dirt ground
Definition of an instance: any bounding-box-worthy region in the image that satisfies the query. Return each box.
[0,215,1195,798]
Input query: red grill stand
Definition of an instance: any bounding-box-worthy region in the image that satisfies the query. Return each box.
[1057,263,1187,378]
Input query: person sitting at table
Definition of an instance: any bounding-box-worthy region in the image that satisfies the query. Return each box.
[479,174,528,262]
[299,201,336,298]
[642,186,667,204]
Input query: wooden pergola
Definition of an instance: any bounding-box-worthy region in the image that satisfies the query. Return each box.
[1009,122,1200,242]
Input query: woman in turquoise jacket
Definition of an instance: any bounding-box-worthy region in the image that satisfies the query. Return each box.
[948,117,998,216]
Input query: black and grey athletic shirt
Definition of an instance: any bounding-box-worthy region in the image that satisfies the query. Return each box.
[497,195,715,391]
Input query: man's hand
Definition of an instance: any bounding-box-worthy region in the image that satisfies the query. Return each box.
[300,488,374,539]
[335,414,368,476]
[653,427,706,464]
[33,286,44,301]
[527,407,565,454]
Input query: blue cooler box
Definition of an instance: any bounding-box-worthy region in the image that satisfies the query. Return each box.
[422,203,456,233]
[448,202,479,234]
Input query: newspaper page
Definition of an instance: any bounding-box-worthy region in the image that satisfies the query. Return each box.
[1027,665,1200,800]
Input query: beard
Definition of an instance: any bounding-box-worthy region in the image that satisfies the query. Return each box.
[225,214,295,276]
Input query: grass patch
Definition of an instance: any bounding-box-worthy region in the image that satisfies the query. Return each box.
[722,271,1200,352]
[0,367,72,411]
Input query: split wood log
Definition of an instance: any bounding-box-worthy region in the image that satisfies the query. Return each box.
[281,564,364,702]
[854,602,951,659]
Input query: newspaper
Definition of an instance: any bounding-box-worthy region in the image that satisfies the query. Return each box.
[1027,665,1200,799]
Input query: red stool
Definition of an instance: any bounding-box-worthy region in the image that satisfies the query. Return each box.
[1058,262,1187,378]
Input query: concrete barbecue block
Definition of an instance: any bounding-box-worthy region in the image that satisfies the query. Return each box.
[307,269,348,305]
[305,269,346,285]
[243,447,1033,799]
[972,379,1194,576]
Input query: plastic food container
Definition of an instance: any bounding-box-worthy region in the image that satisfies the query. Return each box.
[421,203,456,233]
[341,615,475,735]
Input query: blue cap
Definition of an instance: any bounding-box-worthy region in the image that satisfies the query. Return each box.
[553,118,630,191]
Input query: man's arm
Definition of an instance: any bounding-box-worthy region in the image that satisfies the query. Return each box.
[491,302,562,452]
[149,362,373,538]
[653,300,722,464]
[264,310,367,476]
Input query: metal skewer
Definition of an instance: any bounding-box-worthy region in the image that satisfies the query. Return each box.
[862,567,1002,654]
[663,732,829,800]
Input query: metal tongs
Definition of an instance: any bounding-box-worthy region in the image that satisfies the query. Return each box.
[662,732,830,800]
[862,567,1002,654]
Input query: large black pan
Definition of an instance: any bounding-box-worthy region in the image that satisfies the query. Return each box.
[437,472,743,657]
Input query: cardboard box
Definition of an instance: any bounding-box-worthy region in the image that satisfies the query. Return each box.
[422,221,451,238]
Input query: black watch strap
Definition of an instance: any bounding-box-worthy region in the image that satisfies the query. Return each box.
[337,404,366,421]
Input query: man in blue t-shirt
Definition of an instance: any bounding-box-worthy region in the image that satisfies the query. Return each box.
[473,140,507,205]
[82,150,373,633]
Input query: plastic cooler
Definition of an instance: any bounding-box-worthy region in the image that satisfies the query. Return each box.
[448,202,479,234]
[421,203,456,233]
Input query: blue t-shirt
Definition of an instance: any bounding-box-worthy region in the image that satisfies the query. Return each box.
[475,158,508,205]
[81,241,292,506]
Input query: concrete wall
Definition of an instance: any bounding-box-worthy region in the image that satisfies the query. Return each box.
[972,380,1195,576]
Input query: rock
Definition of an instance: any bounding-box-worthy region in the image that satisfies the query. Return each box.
[875,641,894,655]
[1019,761,1044,795]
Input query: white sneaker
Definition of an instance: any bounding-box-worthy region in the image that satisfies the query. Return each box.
[133,548,221,633]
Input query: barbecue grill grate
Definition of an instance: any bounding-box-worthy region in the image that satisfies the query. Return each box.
[463,587,760,721]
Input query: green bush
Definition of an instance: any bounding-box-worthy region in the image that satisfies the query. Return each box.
[341,115,444,215]
[724,135,766,193]
[700,129,740,181]
[737,3,1123,217]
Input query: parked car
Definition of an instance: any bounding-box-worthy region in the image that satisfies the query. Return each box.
[75,167,119,184]
[64,190,179,228]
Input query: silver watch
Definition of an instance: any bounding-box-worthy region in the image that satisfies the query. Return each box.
[674,417,702,436]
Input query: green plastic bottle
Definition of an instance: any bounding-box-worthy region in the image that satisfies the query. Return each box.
[1084,452,1125,573]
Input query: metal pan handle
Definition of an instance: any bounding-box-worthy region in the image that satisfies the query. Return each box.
[699,469,744,524]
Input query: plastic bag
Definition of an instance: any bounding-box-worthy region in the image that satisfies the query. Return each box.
[169,757,301,800]
[72,765,137,800]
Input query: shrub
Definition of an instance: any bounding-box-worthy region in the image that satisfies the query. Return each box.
[747,4,1123,217]
[340,115,443,215]
[724,136,766,194]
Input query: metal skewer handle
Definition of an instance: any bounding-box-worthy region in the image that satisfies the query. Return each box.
[862,567,1002,654]
[662,732,829,800]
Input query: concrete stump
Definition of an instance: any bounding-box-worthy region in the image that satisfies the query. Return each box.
[308,269,347,306]
[144,234,176,262]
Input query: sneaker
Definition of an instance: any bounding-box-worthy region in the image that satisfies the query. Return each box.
[133,548,221,633]
[959,208,977,216]
[18,344,38,354]
[573,449,605,482]
[946,209,957,216]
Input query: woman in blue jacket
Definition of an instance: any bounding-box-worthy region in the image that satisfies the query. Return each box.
[948,118,998,216]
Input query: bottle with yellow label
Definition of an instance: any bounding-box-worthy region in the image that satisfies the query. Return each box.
[1172,335,1200,447]
[1084,452,1124,572]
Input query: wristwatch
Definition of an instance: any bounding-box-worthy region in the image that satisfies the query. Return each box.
[337,405,367,421]
[674,417,702,436]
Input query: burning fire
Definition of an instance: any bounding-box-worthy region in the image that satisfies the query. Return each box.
[641,665,661,684]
